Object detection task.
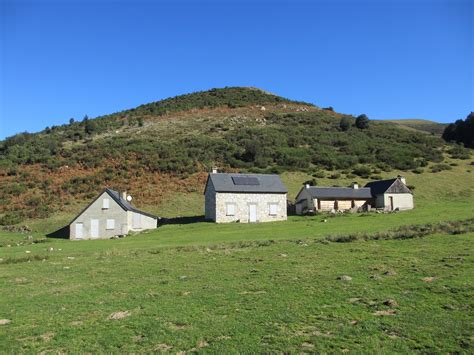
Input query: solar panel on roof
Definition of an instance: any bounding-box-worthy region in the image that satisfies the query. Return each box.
[232,176,260,185]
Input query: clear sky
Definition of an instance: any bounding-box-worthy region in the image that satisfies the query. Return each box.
[1,0,472,139]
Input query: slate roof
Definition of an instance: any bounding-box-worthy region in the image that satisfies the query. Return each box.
[364,178,412,195]
[303,186,373,199]
[105,188,158,219]
[364,179,397,195]
[206,173,288,193]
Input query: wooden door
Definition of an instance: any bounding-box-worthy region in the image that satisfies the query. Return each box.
[389,196,394,211]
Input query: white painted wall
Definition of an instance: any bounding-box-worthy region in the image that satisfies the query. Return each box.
[70,191,157,240]
[380,193,414,210]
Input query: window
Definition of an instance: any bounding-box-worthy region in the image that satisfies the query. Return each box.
[132,213,141,229]
[106,219,115,230]
[269,203,278,216]
[226,203,236,216]
[102,198,110,209]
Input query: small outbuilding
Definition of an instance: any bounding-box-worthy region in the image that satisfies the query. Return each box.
[365,176,414,211]
[295,176,414,214]
[295,182,372,214]
[69,188,158,240]
[204,172,288,223]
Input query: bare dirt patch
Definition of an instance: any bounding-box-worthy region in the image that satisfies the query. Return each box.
[374,310,397,316]
[108,311,131,320]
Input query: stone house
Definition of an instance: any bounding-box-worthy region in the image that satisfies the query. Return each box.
[295,182,372,214]
[204,172,288,223]
[365,176,414,211]
[69,188,158,240]
[295,177,413,214]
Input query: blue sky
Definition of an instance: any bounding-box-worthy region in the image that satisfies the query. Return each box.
[1,0,472,139]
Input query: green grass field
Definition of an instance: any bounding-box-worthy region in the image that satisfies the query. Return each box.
[0,159,473,352]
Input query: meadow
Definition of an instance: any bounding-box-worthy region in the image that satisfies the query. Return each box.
[0,159,473,352]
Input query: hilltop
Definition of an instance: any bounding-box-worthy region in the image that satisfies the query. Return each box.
[0,87,469,226]
[381,119,447,135]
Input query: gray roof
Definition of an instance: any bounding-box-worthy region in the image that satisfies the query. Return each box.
[206,173,288,193]
[303,186,373,199]
[364,178,412,195]
[364,178,397,195]
[105,188,158,219]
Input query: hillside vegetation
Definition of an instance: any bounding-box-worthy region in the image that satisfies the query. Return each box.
[382,119,447,135]
[0,87,470,225]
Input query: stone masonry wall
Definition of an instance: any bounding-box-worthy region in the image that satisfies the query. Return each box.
[215,192,287,223]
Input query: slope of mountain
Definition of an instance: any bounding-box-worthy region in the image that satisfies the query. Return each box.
[381,119,447,135]
[0,87,449,224]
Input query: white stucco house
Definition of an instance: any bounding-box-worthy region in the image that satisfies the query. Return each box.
[69,188,158,240]
[204,172,288,223]
[364,176,414,211]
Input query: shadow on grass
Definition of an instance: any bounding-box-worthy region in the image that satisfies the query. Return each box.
[160,215,208,225]
[46,225,70,239]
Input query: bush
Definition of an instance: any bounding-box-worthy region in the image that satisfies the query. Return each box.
[431,164,452,173]
[449,144,471,159]
[355,114,370,129]
[0,212,24,226]
[352,165,372,178]
[412,168,424,174]
[339,116,352,131]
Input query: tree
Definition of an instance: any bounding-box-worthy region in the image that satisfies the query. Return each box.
[442,112,474,148]
[85,119,97,134]
[83,115,89,122]
[69,118,75,125]
[339,116,352,131]
[137,117,144,127]
[355,114,370,129]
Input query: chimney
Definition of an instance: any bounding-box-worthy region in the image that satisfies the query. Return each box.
[398,175,406,185]
[351,182,359,189]
[212,167,218,174]
[121,191,127,200]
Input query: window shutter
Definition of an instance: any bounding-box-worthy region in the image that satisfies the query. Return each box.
[269,203,278,216]
[226,204,236,216]
[106,219,115,229]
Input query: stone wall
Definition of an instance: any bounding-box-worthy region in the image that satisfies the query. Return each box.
[204,180,216,221]
[214,192,287,223]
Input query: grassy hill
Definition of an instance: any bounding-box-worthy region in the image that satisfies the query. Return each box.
[0,87,473,352]
[0,159,473,352]
[382,119,447,135]
[2,87,466,226]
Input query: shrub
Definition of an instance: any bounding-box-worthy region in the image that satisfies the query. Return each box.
[449,144,471,159]
[352,165,372,178]
[431,163,452,173]
[355,114,370,129]
[412,168,424,174]
[0,212,24,226]
[339,116,352,131]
